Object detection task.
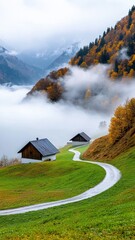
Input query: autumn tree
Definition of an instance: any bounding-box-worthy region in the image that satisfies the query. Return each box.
[99,50,110,63]
[80,61,88,68]
[47,83,63,102]
[70,6,135,79]
[109,98,135,144]
[127,13,132,29]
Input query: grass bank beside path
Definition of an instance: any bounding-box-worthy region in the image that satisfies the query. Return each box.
[76,144,89,154]
[0,146,134,239]
[0,145,104,210]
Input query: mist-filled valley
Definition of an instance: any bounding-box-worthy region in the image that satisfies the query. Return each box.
[0,64,135,159]
[0,2,135,160]
[0,84,109,159]
[53,65,135,112]
[0,2,135,239]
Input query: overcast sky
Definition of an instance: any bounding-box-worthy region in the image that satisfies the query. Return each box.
[0,0,134,51]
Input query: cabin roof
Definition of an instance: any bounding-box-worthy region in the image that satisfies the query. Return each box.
[18,138,59,157]
[70,132,91,142]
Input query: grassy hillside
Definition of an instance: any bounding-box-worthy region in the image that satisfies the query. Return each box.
[0,145,104,210]
[83,126,135,160]
[83,98,135,160]
[0,146,134,239]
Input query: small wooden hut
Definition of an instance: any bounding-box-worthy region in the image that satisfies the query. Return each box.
[18,138,59,163]
[67,132,91,146]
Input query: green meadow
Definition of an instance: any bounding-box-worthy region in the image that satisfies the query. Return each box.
[0,145,135,239]
[0,145,104,209]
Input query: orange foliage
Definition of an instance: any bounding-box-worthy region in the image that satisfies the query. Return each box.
[70,6,135,79]
[109,98,135,144]
[47,83,63,102]
[28,68,68,101]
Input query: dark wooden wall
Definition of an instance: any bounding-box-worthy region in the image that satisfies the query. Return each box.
[71,135,87,142]
[22,143,42,160]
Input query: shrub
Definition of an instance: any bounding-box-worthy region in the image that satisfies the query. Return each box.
[0,155,21,167]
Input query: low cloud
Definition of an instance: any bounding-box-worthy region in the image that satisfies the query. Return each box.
[0,85,109,159]
[0,64,135,159]
[118,48,129,60]
[61,65,135,113]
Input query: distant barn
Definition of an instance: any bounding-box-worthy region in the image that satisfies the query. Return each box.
[68,132,91,146]
[18,138,59,163]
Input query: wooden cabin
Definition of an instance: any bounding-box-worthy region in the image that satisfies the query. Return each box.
[18,138,59,163]
[67,132,91,146]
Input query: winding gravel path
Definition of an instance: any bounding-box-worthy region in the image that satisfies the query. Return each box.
[0,148,121,215]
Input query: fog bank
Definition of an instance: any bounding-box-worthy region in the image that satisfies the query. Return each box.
[1,62,135,159]
[61,65,135,113]
[0,85,109,159]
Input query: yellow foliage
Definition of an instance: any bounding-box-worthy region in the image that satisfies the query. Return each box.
[70,8,135,80]
[110,71,118,79]
[80,61,88,68]
[84,88,91,100]
[109,99,135,144]
[123,71,128,77]
[128,69,135,78]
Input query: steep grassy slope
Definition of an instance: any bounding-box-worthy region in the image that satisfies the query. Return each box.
[0,146,134,239]
[0,146,104,210]
[83,98,135,160]
[83,126,135,160]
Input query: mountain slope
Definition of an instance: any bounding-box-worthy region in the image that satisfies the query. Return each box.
[83,98,135,160]
[0,47,41,85]
[19,43,79,72]
[28,6,135,102]
[70,6,135,79]
[28,67,69,101]
[47,42,79,71]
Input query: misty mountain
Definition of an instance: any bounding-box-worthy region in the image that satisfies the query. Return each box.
[0,46,42,85]
[71,5,135,79]
[47,42,79,71]
[27,6,135,111]
[0,46,8,54]
[19,42,79,72]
